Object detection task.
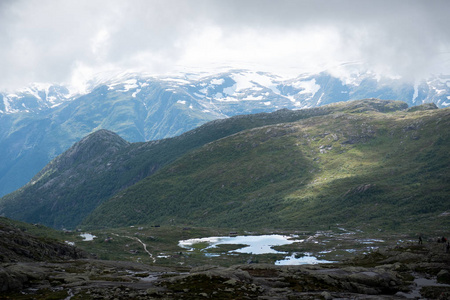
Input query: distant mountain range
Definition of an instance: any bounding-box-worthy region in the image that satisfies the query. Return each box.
[1,99,448,231]
[0,69,449,197]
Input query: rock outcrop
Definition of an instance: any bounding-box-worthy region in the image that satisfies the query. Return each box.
[2,242,449,299]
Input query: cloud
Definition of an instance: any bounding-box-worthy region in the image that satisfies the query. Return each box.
[0,0,449,90]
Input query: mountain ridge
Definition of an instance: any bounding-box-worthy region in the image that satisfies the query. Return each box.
[2,99,448,232]
[0,69,449,197]
[83,100,449,230]
[4,99,405,228]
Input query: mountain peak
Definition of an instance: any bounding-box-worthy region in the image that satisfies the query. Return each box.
[59,129,129,166]
[28,129,129,188]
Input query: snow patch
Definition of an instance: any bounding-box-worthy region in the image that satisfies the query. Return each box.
[317,92,325,105]
[132,89,141,98]
[412,81,419,103]
[177,100,186,105]
[223,84,237,96]
[243,95,263,101]
[160,78,190,84]
[121,79,138,92]
[286,95,297,103]
[293,79,321,96]
[216,97,238,102]
[210,78,224,85]
[50,103,63,108]
[231,71,280,94]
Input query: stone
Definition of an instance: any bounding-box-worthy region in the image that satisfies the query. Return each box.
[437,269,450,284]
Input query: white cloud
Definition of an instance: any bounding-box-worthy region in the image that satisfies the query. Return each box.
[0,0,449,90]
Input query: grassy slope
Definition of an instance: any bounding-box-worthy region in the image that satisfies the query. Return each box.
[83,103,450,232]
[2,100,393,229]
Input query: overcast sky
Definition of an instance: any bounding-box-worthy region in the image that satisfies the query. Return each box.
[0,0,449,90]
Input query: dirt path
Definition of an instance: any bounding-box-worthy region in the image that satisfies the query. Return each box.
[111,233,156,263]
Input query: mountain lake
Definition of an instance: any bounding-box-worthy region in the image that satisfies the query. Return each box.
[178,234,335,265]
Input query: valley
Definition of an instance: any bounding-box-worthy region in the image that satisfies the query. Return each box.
[2,218,450,299]
[0,99,449,299]
[2,1,450,298]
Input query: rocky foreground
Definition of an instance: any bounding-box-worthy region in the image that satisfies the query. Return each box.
[1,241,450,299]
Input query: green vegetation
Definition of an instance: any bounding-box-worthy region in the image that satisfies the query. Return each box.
[1,99,448,233]
[83,101,449,232]
[0,99,409,229]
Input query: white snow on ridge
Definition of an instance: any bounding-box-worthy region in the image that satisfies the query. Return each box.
[3,96,16,113]
[132,89,141,98]
[107,83,120,90]
[317,92,325,105]
[210,78,224,85]
[20,87,42,101]
[434,88,446,95]
[215,96,239,102]
[293,79,321,96]
[160,78,191,84]
[121,79,139,92]
[243,95,263,101]
[231,71,280,94]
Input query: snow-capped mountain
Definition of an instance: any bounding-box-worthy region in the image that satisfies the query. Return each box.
[0,69,449,198]
[1,69,449,116]
[0,83,74,114]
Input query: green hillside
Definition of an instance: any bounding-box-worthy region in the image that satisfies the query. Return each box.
[83,101,450,231]
[3,100,397,229]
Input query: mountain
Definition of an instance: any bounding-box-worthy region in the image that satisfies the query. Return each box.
[2,99,448,232]
[81,100,449,231]
[0,69,449,198]
[0,100,387,228]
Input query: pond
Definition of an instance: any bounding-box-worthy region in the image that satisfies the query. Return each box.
[179,234,334,265]
[80,233,96,241]
[275,252,335,265]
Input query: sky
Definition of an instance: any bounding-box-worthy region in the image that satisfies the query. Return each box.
[0,0,449,91]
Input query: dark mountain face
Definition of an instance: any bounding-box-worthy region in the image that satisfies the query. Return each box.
[2,99,448,232]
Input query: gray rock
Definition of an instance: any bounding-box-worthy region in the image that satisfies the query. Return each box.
[437,269,450,284]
